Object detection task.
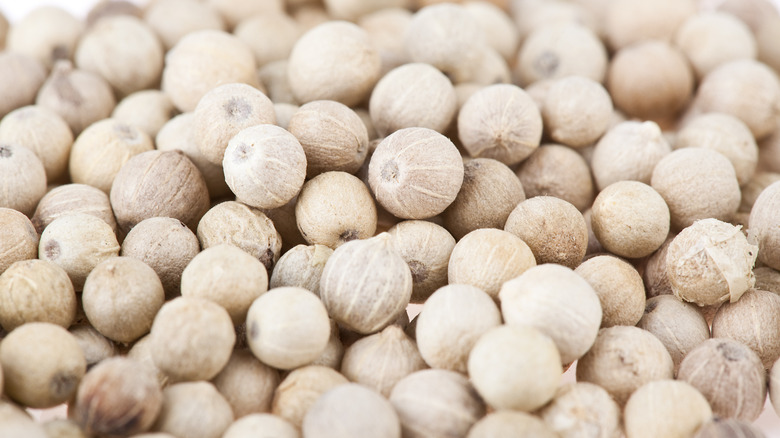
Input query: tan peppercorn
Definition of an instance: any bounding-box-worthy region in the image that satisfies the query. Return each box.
[69,324,116,369]
[302,383,401,438]
[223,414,299,438]
[39,213,120,291]
[504,196,587,269]
[69,118,154,193]
[295,172,377,248]
[537,382,621,438]
[623,380,712,438]
[0,143,46,216]
[359,8,413,76]
[272,365,349,428]
[162,30,259,112]
[457,84,542,165]
[755,267,780,294]
[770,356,780,419]
[448,228,536,299]
[576,326,674,405]
[678,338,766,421]
[712,288,780,369]
[369,63,457,137]
[144,0,225,50]
[42,419,89,438]
[32,184,116,235]
[82,257,165,343]
[387,220,456,303]
[575,255,645,327]
[6,6,83,70]
[212,349,280,418]
[468,410,557,438]
[0,52,46,119]
[0,259,76,331]
[73,357,163,437]
[270,244,333,297]
[234,12,300,68]
[592,120,670,190]
[651,148,741,230]
[741,172,780,213]
[287,100,368,177]
[694,418,766,438]
[0,322,86,409]
[542,76,612,148]
[666,219,757,307]
[112,90,175,139]
[675,12,757,80]
[603,0,695,50]
[0,208,38,275]
[0,105,73,182]
[152,382,234,438]
[150,297,236,382]
[515,144,594,211]
[110,150,210,233]
[288,21,380,106]
[748,181,780,270]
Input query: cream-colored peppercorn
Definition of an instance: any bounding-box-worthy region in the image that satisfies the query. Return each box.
[537,382,621,438]
[73,357,163,437]
[0,402,48,438]
[741,172,780,213]
[755,267,780,294]
[415,284,500,373]
[246,287,330,370]
[504,196,587,269]
[666,219,757,306]
[468,410,557,438]
[637,295,710,374]
[6,6,83,70]
[0,105,73,182]
[295,172,377,248]
[223,414,299,438]
[500,263,601,364]
[152,382,234,438]
[515,144,594,211]
[675,12,757,80]
[359,8,412,76]
[576,326,674,405]
[144,0,225,50]
[320,233,412,334]
[623,380,712,438]
[694,418,765,438]
[448,228,536,299]
[0,322,86,408]
[75,16,163,97]
[0,52,46,119]
[463,1,516,60]
[69,324,116,368]
[542,76,612,148]
[273,103,299,130]
[441,158,525,239]
[457,84,542,165]
[150,297,235,382]
[748,181,780,270]
[207,0,283,30]
[0,208,38,275]
[0,143,46,216]
[112,90,175,139]
[324,0,407,21]
[33,184,117,234]
[257,60,297,105]
[387,220,455,303]
[302,383,401,438]
[162,30,259,112]
[694,59,780,140]
[678,338,766,421]
[39,213,120,291]
[368,63,457,137]
[110,150,210,233]
[287,100,367,177]
[390,369,484,438]
[771,356,780,420]
[288,21,380,106]
[42,419,88,438]
[36,61,115,135]
[369,127,463,219]
[651,148,741,230]
[311,319,345,370]
[234,12,300,68]
[69,118,154,193]
[712,289,780,369]
[0,259,76,331]
[590,181,670,258]
[87,0,143,26]
[270,244,333,297]
[603,0,695,50]
[516,23,606,86]
[82,257,165,343]
[272,366,349,428]
[468,325,562,411]
[575,255,645,327]
[121,217,199,299]
[212,349,280,418]
[197,201,282,271]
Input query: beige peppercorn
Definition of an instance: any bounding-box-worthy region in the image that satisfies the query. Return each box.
[271,365,349,428]
[623,380,712,438]
[302,383,401,438]
[694,418,766,438]
[0,402,48,438]
[515,144,594,211]
[287,100,367,177]
[0,208,38,275]
[603,0,695,50]
[39,213,120,291]
[0,259,76,331]
[112,90,175,139]
[36,60,116,135]
[0,322,86,408]
[69,118,154,193]
[223,414,299,438]
[73,357,163,437]
[87,0,143,26]
[152,382,234,438]
[755,267,780,294]
[675,12,757,80]
[504,196,588,269]
[234,12,300,68]
[144,0,225,50]
[311,319,345,370]
[541,76,613,148]
[360,8,413,76]
[448,228,536,299]
[270,244,332,297]
[211,349,280,418]
[0,52,46,119]
[537,382,621,438]
[468,410,558,438]
[748,181,780,270]
[257,60,297,105]
[0,143,46,216]
[712,288,780,369]
[457,84,542,165]
[33,184,117,235]
[207,0,283,30]
[741,172,780,213]
[678,338,766,421]
[150,297,236,382]
[42,419,88,438]
[82,257,165,343]
[69,324,116,369]
[575,255,645,327]
[642,235,674,297]
[295,172,377,248]
[110,150,210,233]
[576,326,674,405]
[6,6,83,70]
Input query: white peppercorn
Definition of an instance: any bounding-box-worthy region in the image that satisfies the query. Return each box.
[575,255,645,327]
[623,380,712,438]
[537,382,621,438]
[302,383,400,438]
[144,0,225,50]
[0,143,46,216]
[207,0,283,30]
[0,52,46,119]
[694,418,766,438]
[468,410,557,438]
[712,288,780,369]
[675,12,757,80]
[273,103,298,130]
[234,12,300,68]
[257,60,297,105]
[112,90,175,139]
[741,172,780,213]
[311,319,345,370]
[748,181,780,270]
[69,324,116,369]
[223,414,299,438]
[515,144,594,211]
[152,382,234,438]
[542,76,613,148]
[271,365,349,428]
[0,208,38,275]
[0,402,47,438]
[270,244,332,297]
[7,6,83,70]
[755,267,780,294]
[642,235,675,298]
[603,0,695,50]
[211,349,280,418]
[0,259,76,331]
